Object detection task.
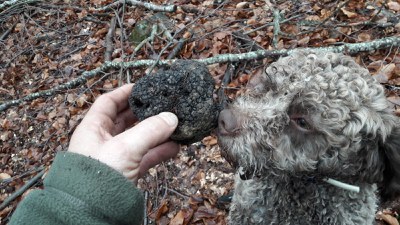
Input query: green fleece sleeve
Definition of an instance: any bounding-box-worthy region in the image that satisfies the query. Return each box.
[9,151,144,225]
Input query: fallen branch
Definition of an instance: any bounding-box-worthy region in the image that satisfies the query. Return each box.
[1,36,399,113]
[232,31,264,51]
[0,0,41,22]
[104,17,117,61]
[244,14,302,35]
[133,24,158,54]
[272,9,281,48]
[167,38,188,60]
[143,191,149,225]
[218,62,238,107]
[0,0,38,10]
[0,22,16,41]
[0,166,44,187]
[95,0,176,12]
[0,168,45,211]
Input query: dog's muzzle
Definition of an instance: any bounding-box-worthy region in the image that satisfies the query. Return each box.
[218,109,241,136]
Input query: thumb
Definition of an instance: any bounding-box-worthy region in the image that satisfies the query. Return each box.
[113,112,178,156]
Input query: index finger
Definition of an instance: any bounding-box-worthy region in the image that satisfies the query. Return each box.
[87,84,134,120]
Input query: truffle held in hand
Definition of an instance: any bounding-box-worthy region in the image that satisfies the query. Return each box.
[129,60,219,144]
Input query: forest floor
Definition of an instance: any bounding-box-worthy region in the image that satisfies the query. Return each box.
[1,0,400,224]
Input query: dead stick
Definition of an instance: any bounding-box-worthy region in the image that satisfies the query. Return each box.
[1,36,400,113]
[104,17,117,61]
[0,168,45,211]
[272,9,281,48]
[167,38,188,59]
[143,191,149,225]
[218,63,237,107]
[0,0,39,10]
[233,31,264,51]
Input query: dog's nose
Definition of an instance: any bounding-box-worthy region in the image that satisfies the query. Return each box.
[218,109,240,135]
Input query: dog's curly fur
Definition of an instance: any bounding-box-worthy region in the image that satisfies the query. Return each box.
[217,51,400,225]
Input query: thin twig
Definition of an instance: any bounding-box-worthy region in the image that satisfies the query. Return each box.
[57,44,88,61]
[162,186,190,199]
[244,14,302,35]
[232,31,264,51]
[143,191,149,225]
[319,0,351,29]
[133,24,158,54]
[0,168,46,211]
[146,1,228,75]
[104,17,117,61]
[297,0,350,36]
[272,9,281,48]
[0,167,44,187]
[166,38,189,60]
[0,22,17,41]
[218,63,237,107]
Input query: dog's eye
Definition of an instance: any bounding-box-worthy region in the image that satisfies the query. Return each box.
[292,118,311,131]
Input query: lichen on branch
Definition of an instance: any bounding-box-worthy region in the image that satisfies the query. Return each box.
[95,0,177,12]
[1,36,400,113]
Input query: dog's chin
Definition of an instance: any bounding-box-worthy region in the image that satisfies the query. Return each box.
[218,135,256,180]
[218,139,239,168]
[220,148,255,180]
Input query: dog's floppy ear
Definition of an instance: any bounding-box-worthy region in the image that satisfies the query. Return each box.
[246,69,276,94]
[247,71,268,93]
[381,126,400,200]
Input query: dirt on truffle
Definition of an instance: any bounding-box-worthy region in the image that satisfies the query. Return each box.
[129,60,219,144]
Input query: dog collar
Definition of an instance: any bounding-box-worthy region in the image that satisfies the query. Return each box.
[238,167,360,193]
[323,178,360,193]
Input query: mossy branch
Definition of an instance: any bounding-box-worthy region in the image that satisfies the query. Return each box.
[1,36,400,113]
[0,0,39,10]
[95,0,177,12]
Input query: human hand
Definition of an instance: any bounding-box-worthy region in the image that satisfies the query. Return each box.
[68,84,179,184]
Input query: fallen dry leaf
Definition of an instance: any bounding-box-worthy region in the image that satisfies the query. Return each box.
[374,63,396,83]
[381,64,396,78]
[169,211,185,225]
[70,53,82,61]
[236,2,249,9]
[214,32,229,41]
[388,1,400,11]
[193,206,218,221]
[203,136,218,146]
[358,33,371,42]
[376,211,400,225]
[76,94,89,108]
[0,172,11,180]
[155,200,169,220]
[387,95,400,106]
[169,208,194,225]
[341,8,358,18]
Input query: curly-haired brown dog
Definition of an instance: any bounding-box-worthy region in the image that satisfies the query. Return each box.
[218,51,400,224]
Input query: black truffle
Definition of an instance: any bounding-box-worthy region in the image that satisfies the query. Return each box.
[129,60,219,144]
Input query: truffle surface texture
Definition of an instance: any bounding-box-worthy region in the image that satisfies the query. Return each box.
[129,60,219,144]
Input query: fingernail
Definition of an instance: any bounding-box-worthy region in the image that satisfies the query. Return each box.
[159,112,178,127]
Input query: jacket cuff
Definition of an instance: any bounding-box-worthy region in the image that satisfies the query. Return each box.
[45,151,144,224]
